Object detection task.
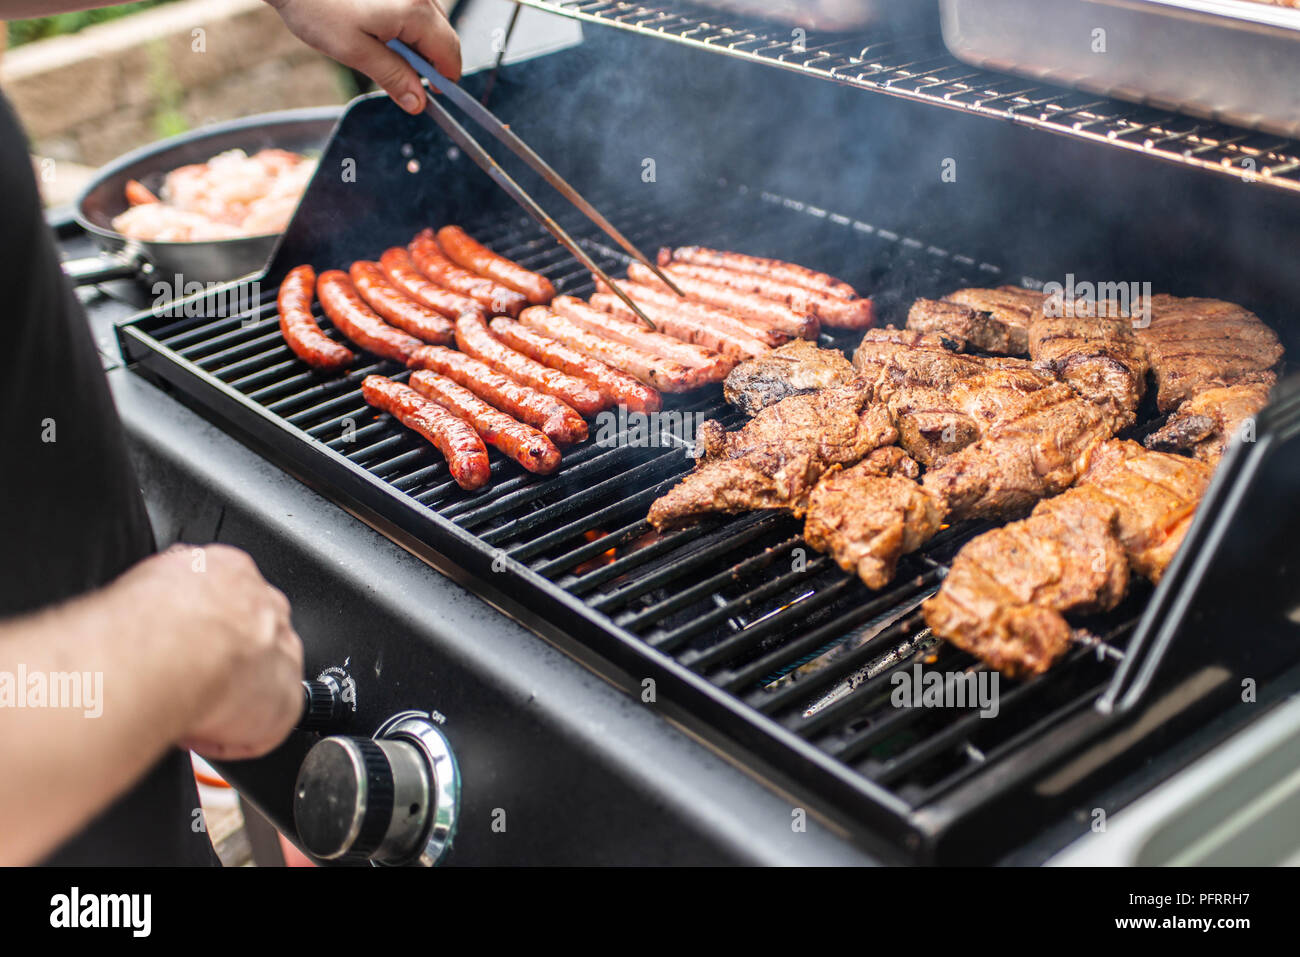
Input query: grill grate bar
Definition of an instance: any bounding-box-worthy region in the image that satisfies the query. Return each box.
[719,578,936,694]
[517,0,1300,194]
[588,511,786,614]
[619,532,805,633]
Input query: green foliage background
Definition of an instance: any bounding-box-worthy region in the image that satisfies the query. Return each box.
[8,2,182,47]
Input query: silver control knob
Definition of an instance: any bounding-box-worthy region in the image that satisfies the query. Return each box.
[293,713,458,866]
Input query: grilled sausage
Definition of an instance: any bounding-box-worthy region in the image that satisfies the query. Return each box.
[277,265,355,371]
[661,261,874,329]
[409,229,528,318]
[489,318,662,415]
[349,261,455,344]
[589,291,770,361]
[518,307,700,394]
[436,225,555,306]
[317,270,424,364]
[378,247,484,321]
[594,278,786,347]
[550,296,734,383]
[454,312,608,416]
[361,374,490,490]
[407,345,587,445]
[658,245,858,301]
[409,369,561,474]
[626,262,819,340]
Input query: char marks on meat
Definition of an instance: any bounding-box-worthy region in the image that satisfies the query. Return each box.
[1135,295,1282,411]
[1075,439,1213,582]
[646,384,897,530]
[803,448,943,590]
[920,383,1114,520]
[924,439,1213,677]
[906,298,1026,355]
[914,286,1048,355]
[1144,377,1273,462]
[922,487,1130,678]
[1028,309,1148,429]
[723,339,856,415]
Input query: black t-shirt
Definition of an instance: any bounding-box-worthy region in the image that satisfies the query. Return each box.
[0,92,216,865]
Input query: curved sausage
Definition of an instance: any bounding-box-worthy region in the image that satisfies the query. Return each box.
[517,308,698,394]
[490,318,662,415]
[588,291,769,360]
[661,261,874,329]
[593,277,784,347]
[550,296,733,385]
[658,245,858,301]
[317,270,424,364]
[409,369,561,474]
[454,312,607,416]
[435,225,555,305]
[349,261,455,344]
[409,229,528,318]
[407,345,587,445]
[378,247,484,321]
[361,375,490,490]
[277,265,355,371]
[627,262,819,340]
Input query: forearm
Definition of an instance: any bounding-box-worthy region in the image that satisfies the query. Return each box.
[0,577,223,865]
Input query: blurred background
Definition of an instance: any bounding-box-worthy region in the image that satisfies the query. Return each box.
[1,0,582,205]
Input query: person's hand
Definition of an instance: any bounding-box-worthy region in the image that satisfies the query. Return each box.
[116,545,304,760]
[267,0,461,115]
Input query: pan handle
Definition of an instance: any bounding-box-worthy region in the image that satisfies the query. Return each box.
[61,243,147,285]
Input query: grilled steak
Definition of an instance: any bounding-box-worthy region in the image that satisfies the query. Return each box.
[906,298,1026,355]
[920,383,1114,520]
[922,487,1130,678]
[646,384,897,529]
[1144,377,1273,462]
[1028,309,1148,429]
[924,439,1213,677]
[930,286,1047,354]
[1135,295,1283,411]
[1075,439,1213,582]
[723,339,856,415]
[803,447,942,590]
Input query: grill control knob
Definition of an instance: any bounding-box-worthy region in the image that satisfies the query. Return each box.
[293,713,459,866]
[297,677,348,732]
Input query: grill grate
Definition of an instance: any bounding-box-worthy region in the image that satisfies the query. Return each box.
[120,183,1146,859]
[517,0,1300,195]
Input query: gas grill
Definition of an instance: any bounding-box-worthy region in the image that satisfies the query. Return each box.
[107,1,1300,864]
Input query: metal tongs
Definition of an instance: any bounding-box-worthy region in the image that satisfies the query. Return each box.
[388,39,683,330]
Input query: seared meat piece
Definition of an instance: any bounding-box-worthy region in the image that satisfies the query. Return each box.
[906,297,1027,355]
[936,286,1047,355]
[803,448,943,589]
[1028,311,1148,429]
[723,339,856,415]
[922,487,1130,678]
[921,384,1114,520]
[851,327,1055,465]
[1135,295,1283,411]
[1144,377,1273,463]
[647,385,897,529]
[924,439,1212,678]
[1076,439,1213,582]
[851,326,957,372]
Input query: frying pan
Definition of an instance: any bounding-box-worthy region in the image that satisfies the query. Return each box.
[67,106,343,286]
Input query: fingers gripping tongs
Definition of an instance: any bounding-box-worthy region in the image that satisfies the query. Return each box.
[387,39,684,329]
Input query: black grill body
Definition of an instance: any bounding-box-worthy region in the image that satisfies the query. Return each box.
[116,23,1300,863]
